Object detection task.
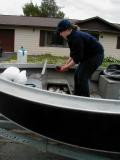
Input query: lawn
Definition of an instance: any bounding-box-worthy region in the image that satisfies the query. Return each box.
[6,54,120,68]
[6,54,68,65]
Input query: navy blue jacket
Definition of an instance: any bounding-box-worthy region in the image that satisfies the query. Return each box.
[67,30,104,63]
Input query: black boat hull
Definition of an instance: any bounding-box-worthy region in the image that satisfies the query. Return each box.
[0,89,120,154]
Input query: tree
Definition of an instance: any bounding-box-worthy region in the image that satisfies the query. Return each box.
[23,0,65,18]
[23,2,40,16]
[40,0,64,18]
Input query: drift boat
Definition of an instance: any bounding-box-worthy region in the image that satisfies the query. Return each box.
[0,62,120,156]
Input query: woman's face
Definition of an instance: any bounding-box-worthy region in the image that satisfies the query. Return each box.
[60,29,71,39]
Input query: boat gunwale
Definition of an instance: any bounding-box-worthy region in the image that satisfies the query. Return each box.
[0,77,120,115]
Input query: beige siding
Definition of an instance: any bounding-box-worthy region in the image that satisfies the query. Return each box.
[15,27,120,58]
[15,28,40,54]
[15,27,69,56]
[99,33,120,58]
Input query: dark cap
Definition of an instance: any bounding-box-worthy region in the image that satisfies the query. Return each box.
[56,19,72,35]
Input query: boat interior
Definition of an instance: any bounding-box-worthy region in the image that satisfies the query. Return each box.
[27,61,120,100]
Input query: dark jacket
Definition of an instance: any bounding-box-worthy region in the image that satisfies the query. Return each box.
[67,30,104,63]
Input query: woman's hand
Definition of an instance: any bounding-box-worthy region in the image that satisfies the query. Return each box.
[56,58,75,72]
[60,65,69,72]
[56,65,68,72]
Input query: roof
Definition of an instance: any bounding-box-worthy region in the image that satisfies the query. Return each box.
[114,23,120,28]
[76,16,120,32]
[0,15,119,32]
[0,15,77,28]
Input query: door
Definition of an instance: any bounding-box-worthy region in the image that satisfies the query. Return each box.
[0,29,14,52]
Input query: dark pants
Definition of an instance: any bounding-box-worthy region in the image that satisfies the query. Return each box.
[74,54,104,97]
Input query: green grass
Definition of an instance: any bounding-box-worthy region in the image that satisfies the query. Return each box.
[7,54,68,65]
[102,56,120,67]
[5,54,120,68]
[28,54,68,64]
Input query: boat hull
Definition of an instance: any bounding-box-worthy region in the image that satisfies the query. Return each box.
[0,90,120,154]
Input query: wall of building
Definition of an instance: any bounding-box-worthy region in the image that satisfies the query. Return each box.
[15,27,69,57]
[15,27,39,54]
[15,27,120,58]
[99,33,120,58]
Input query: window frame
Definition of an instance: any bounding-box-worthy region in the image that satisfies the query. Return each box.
[39,30,67,47]
[117,35,120,49]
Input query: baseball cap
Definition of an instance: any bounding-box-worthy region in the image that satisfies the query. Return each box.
[56,19,72,35]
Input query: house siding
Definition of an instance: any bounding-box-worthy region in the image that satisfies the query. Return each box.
[15,27,69,56]
[15,27,40,54]
[14,27,119,58]
[99,33,120,58]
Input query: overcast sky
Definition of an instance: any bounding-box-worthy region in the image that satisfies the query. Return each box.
[0,0,120,23]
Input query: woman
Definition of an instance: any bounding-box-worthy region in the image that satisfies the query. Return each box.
[56,19,104,97]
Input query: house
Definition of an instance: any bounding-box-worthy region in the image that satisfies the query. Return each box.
[76,17,120,58]
[0,15,120,58]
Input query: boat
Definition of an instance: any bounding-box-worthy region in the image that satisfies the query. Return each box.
[0,61,120,157]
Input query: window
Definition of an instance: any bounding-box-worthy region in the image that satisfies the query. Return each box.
[40,30,67,47]
[117,35,120,49]
[40,30,45,46]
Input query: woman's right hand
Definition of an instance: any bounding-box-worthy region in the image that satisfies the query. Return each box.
[56,65,68,72]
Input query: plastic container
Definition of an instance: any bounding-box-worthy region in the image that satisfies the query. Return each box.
[17,46,27,63]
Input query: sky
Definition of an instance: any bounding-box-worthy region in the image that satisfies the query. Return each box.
[0,0,120,23]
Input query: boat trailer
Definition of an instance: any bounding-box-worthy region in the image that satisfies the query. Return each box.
[0,114,118,160]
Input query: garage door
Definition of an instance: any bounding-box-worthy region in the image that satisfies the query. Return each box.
[0,29,14,52]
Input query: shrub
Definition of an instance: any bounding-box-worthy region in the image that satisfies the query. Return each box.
[102,56,120,67]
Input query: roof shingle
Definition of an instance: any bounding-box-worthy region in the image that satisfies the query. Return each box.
[0,15,77,28]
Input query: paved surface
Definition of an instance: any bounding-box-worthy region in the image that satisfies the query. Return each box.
[0,52,16,62]
[0,141,73,160]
